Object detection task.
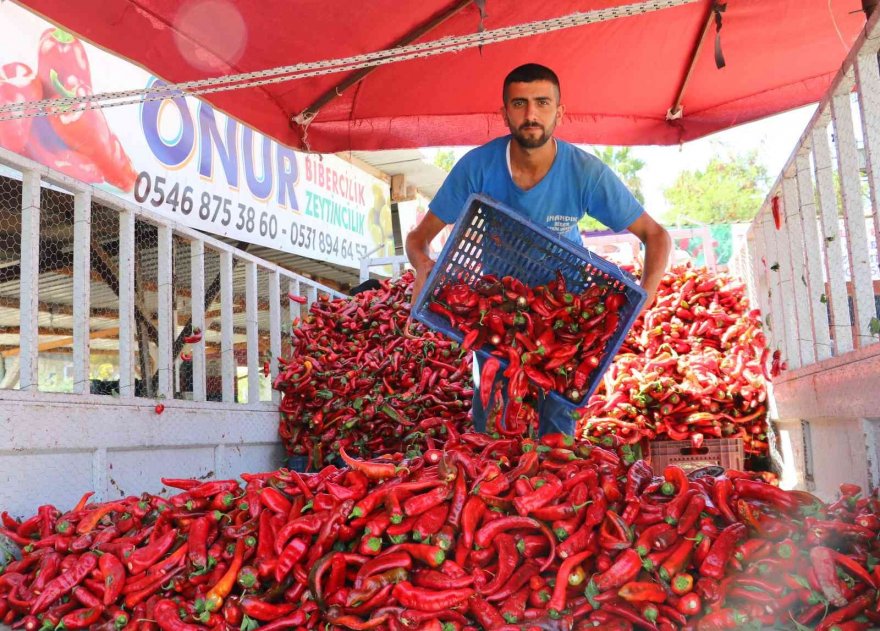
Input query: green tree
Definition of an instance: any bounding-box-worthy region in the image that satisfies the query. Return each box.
[579,146,645,232]
[662,147,770,225]
[434,150,456,173]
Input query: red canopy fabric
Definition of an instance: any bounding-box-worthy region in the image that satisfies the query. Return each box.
[15,0,866,151]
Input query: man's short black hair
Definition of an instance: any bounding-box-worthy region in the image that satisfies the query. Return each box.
[503,63,561,103]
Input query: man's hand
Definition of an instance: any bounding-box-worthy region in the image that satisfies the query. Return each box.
[626,212,671,316]
[410,260,436,307]
[405,211,447,307]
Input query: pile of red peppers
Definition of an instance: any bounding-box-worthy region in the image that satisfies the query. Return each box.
[2,434,879,630]
[429,271,631,405]
[275,273,473,469]
[577,265,773,458]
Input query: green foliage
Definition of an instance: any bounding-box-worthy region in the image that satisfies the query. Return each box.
[580,146,645,233]
[662,146,770,225]
[433,150,456,173]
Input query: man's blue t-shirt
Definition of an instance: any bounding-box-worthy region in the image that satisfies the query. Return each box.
[429,136,644,242]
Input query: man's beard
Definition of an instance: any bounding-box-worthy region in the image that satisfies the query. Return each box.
[511,122,553,149]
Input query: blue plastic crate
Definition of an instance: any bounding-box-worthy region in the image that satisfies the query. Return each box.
[412,193,646,414]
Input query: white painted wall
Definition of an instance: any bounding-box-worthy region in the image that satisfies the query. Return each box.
[0,390,284,517]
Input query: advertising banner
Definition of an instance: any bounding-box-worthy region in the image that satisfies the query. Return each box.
[0,3,395,268]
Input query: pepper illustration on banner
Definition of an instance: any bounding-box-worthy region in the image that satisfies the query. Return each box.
[0,28,137,192]
[0,62,42,153]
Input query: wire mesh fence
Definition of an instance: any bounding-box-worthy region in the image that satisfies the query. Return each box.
[0,174,23,390]
[88,202,122,395]
[0,149,345,402]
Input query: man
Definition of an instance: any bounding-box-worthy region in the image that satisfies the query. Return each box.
[406,63,671,435]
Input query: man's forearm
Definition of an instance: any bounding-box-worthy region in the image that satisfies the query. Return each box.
[640,230,672,303]
[405,232,432,270]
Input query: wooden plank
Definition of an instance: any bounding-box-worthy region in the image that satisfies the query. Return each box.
[220,251,235,403]
[813,120,854,355]
[156,226,173,398]
[782,175,815,365]
[190,240,207,402]
[832,80,877,348]
[19,170,40,390]
[118,209,136,396]
[796,153,833,361]
[269,270,282,404]
[72,190,91,394]
[2,327,120,357]
[391,174,407,202]
[246,262,260,405]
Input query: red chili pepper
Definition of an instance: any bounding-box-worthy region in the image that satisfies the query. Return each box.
[153,599,203,631]
[676,591,702,616]
[699,523,746,579]
[239,596,295,622]
[391,581,473,612]
[126,528,176,575]
[154,403,165,415]
[58,606,104,630]
[340,447,400,481]
[30,552,98,614]
[204,538,244,612]
[98,553,126,606]
[618,581,668,604]
[594,548,642,592]
[385,543,445,568]
[810,546,849,607]
[815,592,874,631]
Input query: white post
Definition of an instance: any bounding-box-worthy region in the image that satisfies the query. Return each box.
[190,240,206,402]
[118,209,136,397]
[156,226,173,398]
[289,278,302,322]
[761,208,792,364]
[245,262,260,405]
[269,270,282,404]
[307,284,318,309]
[750,226,774,347]
[782,175,815,366]
[855,49,880,269]
[813,121,854,355]
[72,190,91,394]
[795,153,832,362]
[220,251,235,403]
[831,78,877,348]
[700,226,716,271]
[774,189,803,369]
[19,171,40,391]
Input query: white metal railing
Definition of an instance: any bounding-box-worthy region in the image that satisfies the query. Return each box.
[360,253,410,282]
[0,145,344,406]
[737,10,880,372]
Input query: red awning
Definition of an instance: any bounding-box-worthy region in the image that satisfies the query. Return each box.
[14,0,867,151]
